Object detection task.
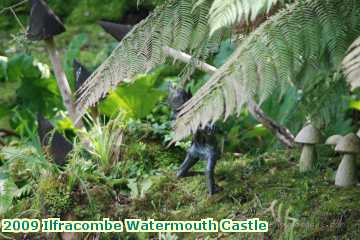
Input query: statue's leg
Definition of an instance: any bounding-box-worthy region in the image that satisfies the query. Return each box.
[176,150,199,178]
[206,152,221,195]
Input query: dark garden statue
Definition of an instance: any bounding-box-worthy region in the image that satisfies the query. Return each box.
[98,20,223,195]
[168,85,221,195]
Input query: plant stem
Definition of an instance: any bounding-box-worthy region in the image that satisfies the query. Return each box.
[162,46,218,74]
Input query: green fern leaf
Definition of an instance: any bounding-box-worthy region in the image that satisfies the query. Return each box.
[342,36,360,90]
[208,0,286,35]
[174,0,360,141]
[75,0,222,122]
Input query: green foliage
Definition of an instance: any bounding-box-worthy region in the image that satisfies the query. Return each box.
[342,36,360,90]
[206,0,291,35]
[2,0,360,238]
[268,200,298,240]
[0,176,18,215]
[99,67,172,120]
[67,0,128,24]
[75,0,225,119]
[174,0,360,141]
[127,149,360,239]
[99,76,164,119]
[0,53,63,133]
[0,142,52,217]
[127,175,164,199]
[34,174,72,217]
[77,115,125,175]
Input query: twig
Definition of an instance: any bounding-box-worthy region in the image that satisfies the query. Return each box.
[247,99,295,148]
[0,0,28,15]
[0,129,20,138]
[164,46,295,148]
[162,46,217,74]
[9,7,26,32]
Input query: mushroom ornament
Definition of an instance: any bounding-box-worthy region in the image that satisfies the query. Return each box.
[98,20,132,41]
[27,0,78,124]
[295,124,321,172]
[325,135,343,148]
[334,133,360,187]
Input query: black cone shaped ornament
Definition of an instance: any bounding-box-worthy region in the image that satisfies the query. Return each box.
[37,114,73,166]
[27,0,65,41]
[98,20,132,41]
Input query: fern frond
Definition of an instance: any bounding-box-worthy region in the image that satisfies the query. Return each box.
[342,36,360,90]
[75,0,222,122]
[174,0,360,141]
[207,0,288,35]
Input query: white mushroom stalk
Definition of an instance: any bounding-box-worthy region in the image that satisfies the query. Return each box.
[295,124,321,172]
[299,144,316,171]
[334,133,360,187]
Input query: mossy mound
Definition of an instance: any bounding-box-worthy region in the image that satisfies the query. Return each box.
[3,139,360,239]
[124,149,360,239]
[33,172,73,218]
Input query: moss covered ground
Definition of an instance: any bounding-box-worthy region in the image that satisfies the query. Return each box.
[121,146,360,239]
[10,142,358,240]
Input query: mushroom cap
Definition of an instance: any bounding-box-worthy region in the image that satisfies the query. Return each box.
[357,129,360,138]
[98,21,132,42]
[27,0,65,41]
[325,135,343,146]
[295,124,321,144]
[335,133,360,154]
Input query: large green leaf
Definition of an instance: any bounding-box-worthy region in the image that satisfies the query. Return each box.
[0,54,63,133]
[7,54,40,82]
[99,74,167,119]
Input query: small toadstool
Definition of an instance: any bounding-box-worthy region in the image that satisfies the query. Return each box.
[27,0,77,124]
[334,133,360,187]
[27,0,65,41]
[295,124,321,172]
[325,135,343,148]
